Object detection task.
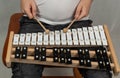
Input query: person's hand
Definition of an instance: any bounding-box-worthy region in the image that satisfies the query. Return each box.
[21,0,37,19]
[74,0,93,20]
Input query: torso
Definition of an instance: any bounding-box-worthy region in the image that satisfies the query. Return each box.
[35,0,89,25]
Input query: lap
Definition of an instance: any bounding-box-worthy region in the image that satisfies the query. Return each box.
[79,68,112,78]
[12,16,111,78]
[11,63,44,78]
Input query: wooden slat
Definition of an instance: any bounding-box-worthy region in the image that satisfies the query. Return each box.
[12,48,111,58]
[103,25,120,75]
[11,55,115,69]
[5,31,14,67]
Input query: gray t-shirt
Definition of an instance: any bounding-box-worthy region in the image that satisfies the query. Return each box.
[35,0,89,25]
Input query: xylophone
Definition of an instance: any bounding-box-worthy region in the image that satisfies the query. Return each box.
[5,25,120,75]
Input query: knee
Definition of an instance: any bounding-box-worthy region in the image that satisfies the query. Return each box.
[85,69,112,78]
[12,63,44,78]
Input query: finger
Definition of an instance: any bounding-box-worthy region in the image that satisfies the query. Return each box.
[31,3,37,18]
[24,6,33,19]
[74,6,82,20]
[78,7,87,20]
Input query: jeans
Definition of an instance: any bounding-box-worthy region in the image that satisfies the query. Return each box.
[11,16,112,78]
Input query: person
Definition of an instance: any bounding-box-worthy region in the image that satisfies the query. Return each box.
[11,0,112,78]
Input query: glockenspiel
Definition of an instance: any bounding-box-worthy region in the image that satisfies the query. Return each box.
[5,25,120,75]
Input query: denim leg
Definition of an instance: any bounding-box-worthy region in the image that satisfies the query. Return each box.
[79,69,112,78]
[11,16,44,78]
[12,63,44,78]
[11,16,94,78]
[86,69,112,78]
[71,20,112,78]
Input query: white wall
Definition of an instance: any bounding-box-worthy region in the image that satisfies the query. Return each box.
[0,0,120,78]
[0,0,20,78]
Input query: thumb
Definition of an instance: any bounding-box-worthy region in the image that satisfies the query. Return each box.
[31,3,37,18]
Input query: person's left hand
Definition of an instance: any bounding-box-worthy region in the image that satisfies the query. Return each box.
[74,0,93,20]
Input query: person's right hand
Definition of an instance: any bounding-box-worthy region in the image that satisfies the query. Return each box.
[21,0,37,19]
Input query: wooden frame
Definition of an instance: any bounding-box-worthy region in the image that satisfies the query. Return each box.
[4,25,120,75]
